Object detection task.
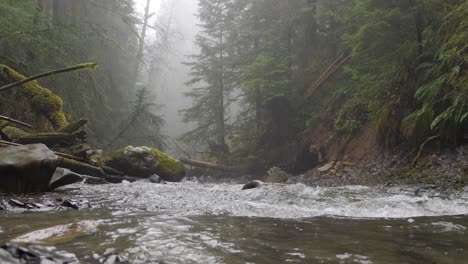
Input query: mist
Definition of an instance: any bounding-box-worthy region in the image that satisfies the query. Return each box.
[0,1,467,262]
[135,0,200,154]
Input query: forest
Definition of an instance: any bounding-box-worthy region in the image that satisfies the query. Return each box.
[181,0,467,179]
[0,0,467,263]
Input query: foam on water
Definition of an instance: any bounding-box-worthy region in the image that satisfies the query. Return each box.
[73,181,468,219]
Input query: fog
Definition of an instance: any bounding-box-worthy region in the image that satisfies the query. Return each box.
[136,0,199,152]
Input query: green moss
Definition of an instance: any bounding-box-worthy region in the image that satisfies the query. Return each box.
[104,146,186,181]
[151,148,186,180]
[461,163,468,182]
[0,65,68,129]
[1,126,30,140]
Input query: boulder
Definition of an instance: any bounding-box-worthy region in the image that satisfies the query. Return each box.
[0,144,58,193]
[242,180,264,190]
[265,167,289,183]
[317,162,335,173]
[104,146,185,182]
[148,174,166,184]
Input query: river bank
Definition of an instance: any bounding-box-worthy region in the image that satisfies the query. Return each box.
[284,145,468,190]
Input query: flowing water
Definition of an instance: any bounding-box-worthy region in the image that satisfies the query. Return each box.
[1,181,468,263]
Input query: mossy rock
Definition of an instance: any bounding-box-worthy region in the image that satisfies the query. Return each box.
[0,65,68,129]
[104,146,186,182]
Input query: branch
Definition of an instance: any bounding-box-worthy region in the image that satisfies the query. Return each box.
[411,135,440,168]
[0,63,97,93]
[0,115,32,128]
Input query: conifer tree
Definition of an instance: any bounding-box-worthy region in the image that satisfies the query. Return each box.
[181,0,240,149]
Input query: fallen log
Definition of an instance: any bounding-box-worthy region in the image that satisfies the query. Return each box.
[58,118,88,133]
[16,133,77,147]
[0,115,33,129]
[102,165,125,176]
[0,63,97,93]
[179,157,252,172]
[58,157,136,183]
[52,143,92,158]
[305,48,352,98]
[58,157,107,178]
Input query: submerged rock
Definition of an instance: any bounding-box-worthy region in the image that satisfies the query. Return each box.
[265,167,289,183]
[0,144,58,194]
[0,243,78,263]
[242,180,264,190]
[0,197,90,212]
[148,174,166,184]
[96,252,130,264]
[104,146,185,182]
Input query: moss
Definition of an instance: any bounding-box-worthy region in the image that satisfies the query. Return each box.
[2,126,30,140]
[0,65,68,129]
[151,148,186,181]
[461,163,468,184]
[104,146,186,181]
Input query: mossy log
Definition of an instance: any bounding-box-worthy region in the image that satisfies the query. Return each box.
[58,118,88,133]
[0,63,97,93]
[0,114,32,128]
[16,133,77,147]
[0,65,68,129]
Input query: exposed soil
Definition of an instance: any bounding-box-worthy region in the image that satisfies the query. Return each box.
[291,145,468,189]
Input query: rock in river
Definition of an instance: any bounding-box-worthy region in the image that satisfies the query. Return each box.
[0,144,58,194]
[104,146,186,182]
[242,180,264,190]
[265,167,289,183]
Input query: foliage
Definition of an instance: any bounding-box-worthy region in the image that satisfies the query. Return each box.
[403,2,468,144]
[183,0,467,162]
[0,0,166,148]
[180,0,241,147]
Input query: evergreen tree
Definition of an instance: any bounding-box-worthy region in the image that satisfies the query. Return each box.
[181,0,240,150]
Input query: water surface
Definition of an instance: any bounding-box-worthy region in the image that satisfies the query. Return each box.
[1,181,468,263]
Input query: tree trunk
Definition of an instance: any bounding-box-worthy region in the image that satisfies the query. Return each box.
[217,20,226,148]
[134,0,152,85]
[180,158,253,173]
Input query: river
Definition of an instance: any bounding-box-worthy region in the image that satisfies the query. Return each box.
[1,181,468,263]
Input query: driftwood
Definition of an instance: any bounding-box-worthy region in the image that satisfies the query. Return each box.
[0,115,33,128]
[0,63,97,93]
[179,157,252,172]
